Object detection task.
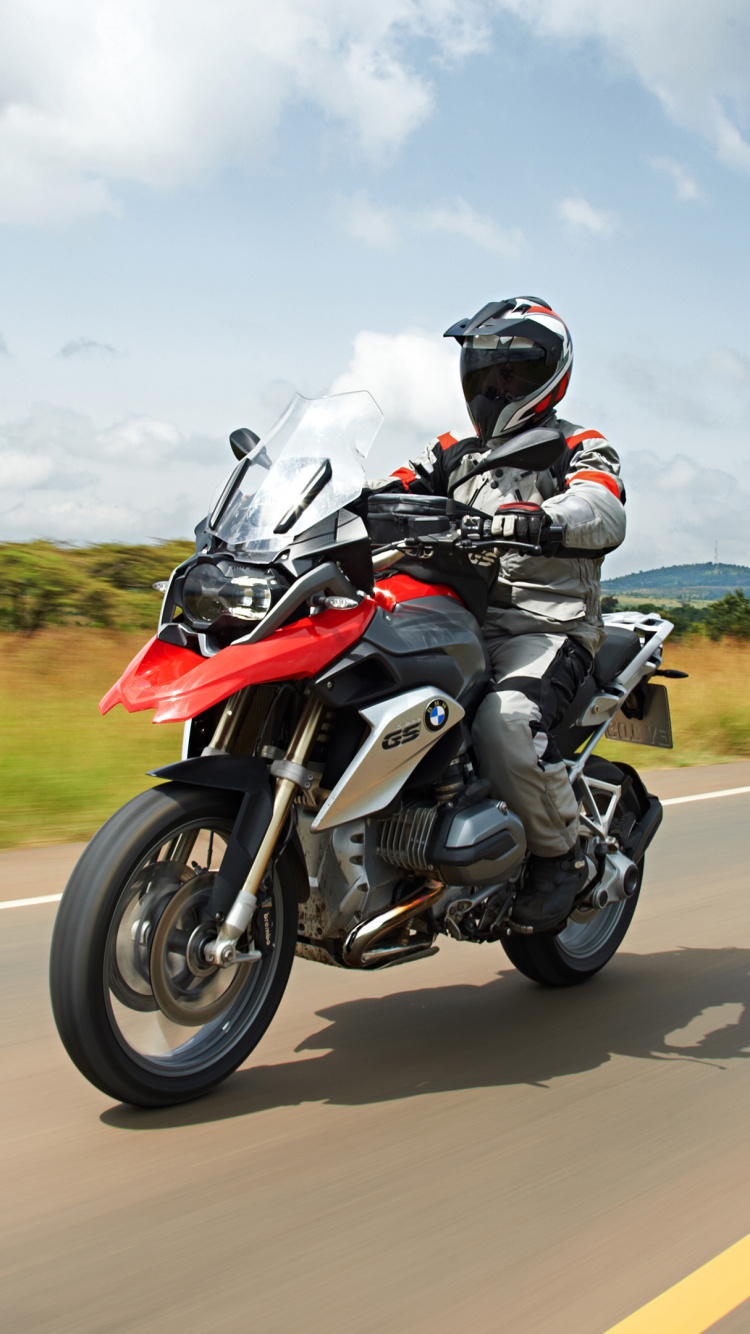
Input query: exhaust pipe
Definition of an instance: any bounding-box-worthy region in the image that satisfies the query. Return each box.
[342,880,445,969]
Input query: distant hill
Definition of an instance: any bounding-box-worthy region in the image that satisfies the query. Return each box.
[602,563,750,602]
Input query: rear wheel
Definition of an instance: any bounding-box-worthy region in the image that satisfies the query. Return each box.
[501,759,644,987]
[50,783,298,1107]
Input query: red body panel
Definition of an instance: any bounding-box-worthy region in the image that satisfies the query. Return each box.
[100,573,461,724]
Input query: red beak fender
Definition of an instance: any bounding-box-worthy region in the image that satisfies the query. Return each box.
[99,600,377,724]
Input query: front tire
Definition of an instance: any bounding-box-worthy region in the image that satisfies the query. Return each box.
[50,783,298,1107]
[501,759,644,987]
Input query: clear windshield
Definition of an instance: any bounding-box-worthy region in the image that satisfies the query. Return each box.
[210,391,383,556]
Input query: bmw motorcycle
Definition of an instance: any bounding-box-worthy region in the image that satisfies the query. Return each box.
[50,391,678,1107]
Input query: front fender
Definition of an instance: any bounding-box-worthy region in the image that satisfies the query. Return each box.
[149,754,269,792]
[151,757,312,912]
[151,757,274,920]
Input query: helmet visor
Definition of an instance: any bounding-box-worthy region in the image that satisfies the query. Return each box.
[461,345,551,406]
[460,342,555,440]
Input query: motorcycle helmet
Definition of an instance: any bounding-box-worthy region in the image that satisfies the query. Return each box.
[444,296,572,443]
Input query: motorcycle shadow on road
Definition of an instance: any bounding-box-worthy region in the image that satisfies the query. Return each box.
[102,945,750,1129]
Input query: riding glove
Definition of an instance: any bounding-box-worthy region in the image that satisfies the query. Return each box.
[491,503,557,551]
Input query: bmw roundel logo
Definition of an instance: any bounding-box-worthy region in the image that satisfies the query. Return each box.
[425,699,449,731]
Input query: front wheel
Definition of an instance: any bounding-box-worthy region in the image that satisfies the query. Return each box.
[501,758,645,987]
[50,783,298,1107]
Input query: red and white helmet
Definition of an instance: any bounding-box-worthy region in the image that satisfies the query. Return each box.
[444,296,573,443]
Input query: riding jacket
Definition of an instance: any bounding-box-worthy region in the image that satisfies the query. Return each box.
[384,413,626,655]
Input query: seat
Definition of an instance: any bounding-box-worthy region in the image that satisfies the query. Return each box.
[593,626,641,686]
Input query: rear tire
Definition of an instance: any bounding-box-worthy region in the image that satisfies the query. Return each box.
[501,759,644,987]
[50,783,299,1107]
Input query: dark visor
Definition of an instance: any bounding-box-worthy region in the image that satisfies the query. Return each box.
[460,345,551,407]
[460,344,555,440]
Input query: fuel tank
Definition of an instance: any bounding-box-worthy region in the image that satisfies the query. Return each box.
[313,596,490,718]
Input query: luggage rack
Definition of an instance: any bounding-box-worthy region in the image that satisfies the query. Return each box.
[567,612,674,782]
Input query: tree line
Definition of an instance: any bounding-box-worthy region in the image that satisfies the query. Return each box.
[2,540,750,639]
[0,540,194,632]
[600,591,750,641]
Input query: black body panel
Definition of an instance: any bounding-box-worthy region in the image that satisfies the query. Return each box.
[387,553,496,625]
[312,598,490,719]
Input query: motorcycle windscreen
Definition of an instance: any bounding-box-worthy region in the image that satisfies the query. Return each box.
[209,390,383,558]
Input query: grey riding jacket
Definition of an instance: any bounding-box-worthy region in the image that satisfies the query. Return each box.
[386,414,626,655]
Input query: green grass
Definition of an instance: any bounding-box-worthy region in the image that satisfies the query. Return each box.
[0,630,181,849]
[1,629,749,850]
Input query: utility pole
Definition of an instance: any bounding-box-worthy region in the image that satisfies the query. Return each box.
[714,540,719,566]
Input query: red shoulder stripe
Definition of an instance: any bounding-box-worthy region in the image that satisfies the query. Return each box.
[567,469,620,499]
[566,429,606,451]
[390,466,416,488]
[437,432,457,451]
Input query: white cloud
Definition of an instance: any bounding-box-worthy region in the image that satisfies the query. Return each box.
[572,337,750,572]
[341,192,524,255]
[616,451,750,571]
[419,199,523,256]
[0,452,56,489]
[497,0,750,174]
[0,0,487,226]
[58,337,120,359]
[650,156,704,202]
[340,193,401,250]
[0,402,228,541]
[557,194,617,235]
[331,328,467,470]
[607,344,750,437]
[706,347,750,382]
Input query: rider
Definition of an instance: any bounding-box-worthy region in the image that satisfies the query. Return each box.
[375,297,626,930]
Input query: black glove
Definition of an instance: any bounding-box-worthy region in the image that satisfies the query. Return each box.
[490,503,559,552]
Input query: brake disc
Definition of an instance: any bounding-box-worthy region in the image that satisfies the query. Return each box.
[149,872,253,1027]
[110,861,194,1013]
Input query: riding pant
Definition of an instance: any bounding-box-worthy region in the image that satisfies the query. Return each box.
[471,631,593,857]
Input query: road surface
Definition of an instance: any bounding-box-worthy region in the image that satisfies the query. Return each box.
[1,762,749,1334]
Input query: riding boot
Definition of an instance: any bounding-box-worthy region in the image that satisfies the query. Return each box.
[512,837,588,930]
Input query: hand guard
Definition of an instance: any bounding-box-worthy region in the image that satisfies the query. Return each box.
[490,503,558,553]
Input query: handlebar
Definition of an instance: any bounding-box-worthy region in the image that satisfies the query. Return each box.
[371,521,565,565]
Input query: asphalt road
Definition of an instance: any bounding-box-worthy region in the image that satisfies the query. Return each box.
[1,762,749,1334]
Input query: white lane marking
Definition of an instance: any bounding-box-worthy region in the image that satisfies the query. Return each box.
[662,785,750,807]
[0,893,63,911]
[0,784,748,910]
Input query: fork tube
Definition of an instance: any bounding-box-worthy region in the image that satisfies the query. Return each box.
[210,695,325,956]
[204,688,251,755]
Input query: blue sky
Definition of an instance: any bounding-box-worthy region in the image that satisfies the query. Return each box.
[1,0,749,574]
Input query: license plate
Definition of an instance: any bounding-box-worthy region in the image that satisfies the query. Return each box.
[605,682,673,749]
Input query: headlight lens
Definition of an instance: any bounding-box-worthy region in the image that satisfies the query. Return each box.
[182,562,274,626]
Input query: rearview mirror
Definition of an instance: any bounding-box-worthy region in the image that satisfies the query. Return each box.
[452,426,567,491]
[229,427,260,460]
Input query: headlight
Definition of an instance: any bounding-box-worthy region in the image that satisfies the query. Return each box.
[182,562,276,627]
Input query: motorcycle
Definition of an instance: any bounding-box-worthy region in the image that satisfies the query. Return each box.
[50,390,678,1107]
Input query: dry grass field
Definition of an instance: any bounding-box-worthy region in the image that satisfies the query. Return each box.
[600,635,750,770]
[0,629,747,849]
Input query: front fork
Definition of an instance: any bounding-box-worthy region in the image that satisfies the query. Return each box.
[204,694,325,968]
